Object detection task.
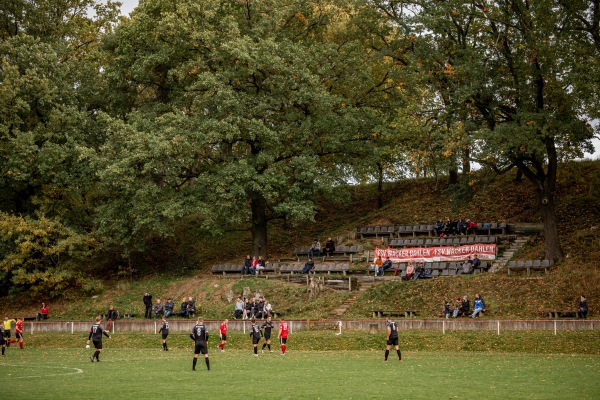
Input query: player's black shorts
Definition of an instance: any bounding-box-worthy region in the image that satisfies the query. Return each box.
[252,336,261,345]
[220,334,227,341]
[161,332,169,340]
[93,340,102,349]
[264,332,271,341]
[0,338,5,345]
[16,332,23,339]
[194,342,208,355]
[280,337,287,345]
[386,337,399,346]
[4,330,10,338]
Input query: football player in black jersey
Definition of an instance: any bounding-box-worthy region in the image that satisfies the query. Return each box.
[261,316,274,353]
[250,318,261,356]
[190,317,210,371]
[159,316,169,351]
[86,316,111,362]
[384,316,402,362]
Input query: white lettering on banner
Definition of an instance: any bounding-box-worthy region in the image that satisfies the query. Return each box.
[375,244,496,262]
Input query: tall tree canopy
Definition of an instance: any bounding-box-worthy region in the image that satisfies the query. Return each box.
[374,0,598,262]
[96,0,403,256]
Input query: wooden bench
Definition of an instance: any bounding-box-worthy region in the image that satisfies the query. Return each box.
[24,316,37,322]
[372,310,418,318]
[546,310,577,319]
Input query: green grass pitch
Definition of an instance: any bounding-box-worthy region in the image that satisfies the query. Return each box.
[1,331,599,399]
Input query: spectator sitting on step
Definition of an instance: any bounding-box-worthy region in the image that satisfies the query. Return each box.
[405,262,415,280]
[179,297,189,318]
[456,219,466,235]
[465,219,477,235]
[243,255,252,275]
[234,297,244,319]
[434,219,445,237]
[250,256,258,275]
[471,293,486,318]
[243,299,251,320]
[381,257,393,276]
[324,237,335,257]
[302,258,315,274]
[577,295,588,319]
[460,295,470,316]
[444,301,451,318]
[256,297,266,319]
[37,303,49,320]
[452,298,461,317]
[470,254,481,270]
[186,296,196,316]
[413,262,425,280]
[462,257,474,274]
[373,256,383,276]
[153,299,164,319]
[164,298,174,318]
[309,239,321,258]
[256,256,266,275]
[264,300,273,317]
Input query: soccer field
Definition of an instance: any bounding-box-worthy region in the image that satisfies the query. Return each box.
[1,332,599,399]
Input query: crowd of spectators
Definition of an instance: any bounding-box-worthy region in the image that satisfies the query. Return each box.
[445,294,486,318]
[434,217,478,237]
[233,296,274,320]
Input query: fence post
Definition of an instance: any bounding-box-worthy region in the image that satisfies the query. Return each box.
[554,320,557,336]
[71,322,74,335]
[154,321,157,335]
[442,320,445,335]
[31,322,34,335]
[497,320,500,336]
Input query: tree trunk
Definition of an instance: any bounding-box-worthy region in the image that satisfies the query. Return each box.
[538,186,563,263]
[250,195,268,258]
[448,168,458,185]
[462,148,471,175]
[376,162,383,209]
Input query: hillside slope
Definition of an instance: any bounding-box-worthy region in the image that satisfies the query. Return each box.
[1,160,599,319]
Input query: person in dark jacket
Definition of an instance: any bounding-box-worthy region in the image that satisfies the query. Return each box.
[164,298,174,318]
[302,258,315,274]
[179,297,189,318]
[324,237,335,257]
[243,255,252,275]
[460,295,470,316]
[143,292,153,319]
[577,295,588,319]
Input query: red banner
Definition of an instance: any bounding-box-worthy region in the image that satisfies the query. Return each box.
[375,244,496,263]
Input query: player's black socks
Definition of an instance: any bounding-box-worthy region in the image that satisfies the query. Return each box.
[254,347,258,355]
[262,343,266,349]
[384,350,389,361]
[397,349,402,360]
[2,347,5,355]
[162,342,167,350]
[268,344,271,351]
[205,357,210,370]
[93,350,100,360]
[192,357,197,370]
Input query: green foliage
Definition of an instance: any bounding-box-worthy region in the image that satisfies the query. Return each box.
[0,213,96,297]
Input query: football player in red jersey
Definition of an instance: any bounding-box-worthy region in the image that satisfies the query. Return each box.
[278,318,289,355]
[217,319,228,352]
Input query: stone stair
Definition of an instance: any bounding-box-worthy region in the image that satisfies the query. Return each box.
[329,281,374,318]
[490,235,531,272]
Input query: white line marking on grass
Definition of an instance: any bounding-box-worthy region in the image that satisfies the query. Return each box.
[2,364,84,379]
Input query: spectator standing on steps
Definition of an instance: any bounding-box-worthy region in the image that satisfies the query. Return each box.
[143,292,153,319]
[324,237,335,257]
[577,295,588,319]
